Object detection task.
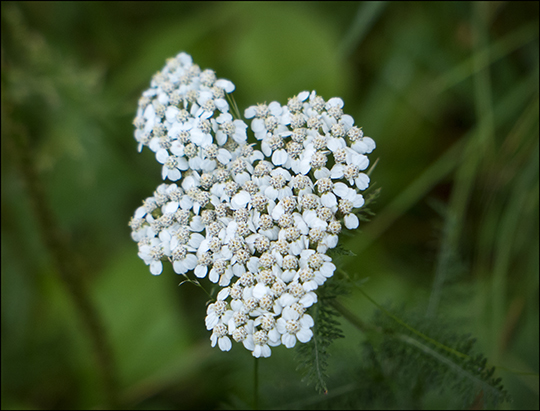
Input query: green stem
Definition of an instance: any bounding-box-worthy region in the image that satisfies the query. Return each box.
[179,277,215,301]
[337,268,471,361]
[329,299,377,335]
[331,297,515,394]
[254,356,259,410]
[357,286,469,360]
[226,93,242,121]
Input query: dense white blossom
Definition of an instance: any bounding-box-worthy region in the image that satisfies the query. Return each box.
[131,52,376,357]
[133,52,249,181]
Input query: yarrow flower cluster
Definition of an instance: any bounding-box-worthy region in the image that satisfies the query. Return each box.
[129,52,376,357]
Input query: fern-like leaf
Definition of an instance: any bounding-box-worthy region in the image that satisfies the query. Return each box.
[295,276,346,393]
[361,307,511,409]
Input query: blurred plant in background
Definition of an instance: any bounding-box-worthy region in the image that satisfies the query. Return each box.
[1,2,538,410]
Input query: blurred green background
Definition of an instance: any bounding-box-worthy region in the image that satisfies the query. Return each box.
[1,1,538,409]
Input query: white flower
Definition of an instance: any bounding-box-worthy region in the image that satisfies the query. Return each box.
[156,150,189,181]
[214,113,248,145]
[209,260,234,286]
[138,238,164,275]
[299,249,336,285]
[265,168,293,200]
[276,311,314,348]
[352,136,376,154]
[244,326,273,358]
[210,323,232,351]
[290,144,316,175]
[190,126,213,148]
[205,301,233,330]
[172,253,198,274]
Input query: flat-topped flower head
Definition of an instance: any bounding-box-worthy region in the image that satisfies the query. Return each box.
[131,52,377,357]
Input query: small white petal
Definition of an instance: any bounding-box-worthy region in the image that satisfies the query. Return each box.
[232,263,245,277]
[272,149,288,166]
[281,270,296,283]
[164,201,179,214]
[218,336,232,351]
[189,233,205,248]
[243,335,255,350]
[325,234,339,249]
[282,333,296,348]
[194,265,208,278]
[177,157,189,171]
[173,261,188,274]
[209,268,219,283]
[268,101,283,116]
[330,164,345,179]
[264,186,278,201]
[206,315,219,330]
[271,203,285,220]
[134,206,147,219]
[320,262,336,278]
[253,283,269,299]
[344,213,359,229]
[333,182,350,198]
[150,260,163,275]
[327,137,345,151]
[217,148,232,164]
[190,217,205,232]
[351,141,368,154]
[252,119,266,133]
[299,292,318,308]
[214,98,229,112]
[184,254,198,270]
[217,287,230,300]
[234,172,251,186]
[247,257,259,273]
[297,328,313,343]
[231,191,251,210]
[168,168,181,181]
[341,114,354,129]
[321,193,337,208]
[298,91,309,101]
[352,194,365,208]
[216,130,227,146]
[268,328,281,346]
[215,79,235,93]
[156,149,169,164]
[355,173,370,190]
[244,107,256,119]
[363,137,376,153]
[314,168,331,179]
[279,293,297,308]
[276,318,287,334]
[326,97,344,109]
[165,106,179,123]
[217,112,232,123]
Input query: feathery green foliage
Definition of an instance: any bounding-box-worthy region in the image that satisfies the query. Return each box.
[360,307,510,409]
[295,276,347,394]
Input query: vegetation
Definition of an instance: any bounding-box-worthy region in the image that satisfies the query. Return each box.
[2,2,538,409]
